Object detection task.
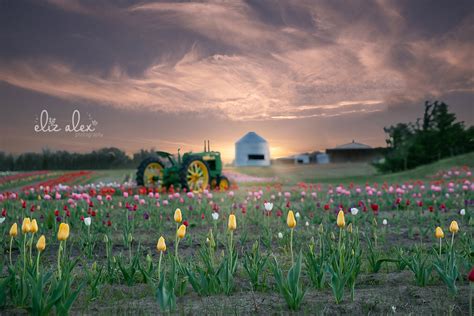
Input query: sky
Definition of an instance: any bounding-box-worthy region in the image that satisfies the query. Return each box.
[0,0,473,162]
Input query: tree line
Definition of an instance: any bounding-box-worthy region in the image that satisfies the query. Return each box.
[377,101,474,172]
[0,148,158,171]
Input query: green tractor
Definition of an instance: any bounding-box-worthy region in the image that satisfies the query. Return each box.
[136,141,230,191]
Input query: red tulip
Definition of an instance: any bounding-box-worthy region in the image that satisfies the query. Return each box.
[80,215,84,221]
[468,267,474,282]
[429,206,434,212]
[324,204,330,211]
[22,200,26,209]
[201,213,205,220]
[183,220,189,227]
[107,220,112,226]
[54,210,60,216]
[1,208,6,217]
[405,199,410,206]
[371,204,379,211]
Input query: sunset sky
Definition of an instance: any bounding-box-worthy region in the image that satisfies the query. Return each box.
[1,0,473,162]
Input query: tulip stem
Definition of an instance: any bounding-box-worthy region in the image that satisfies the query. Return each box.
[23,234,27,274]
[175,223,179,260]
[290,228,294,265]
[29,233,35,266]
[451,233,454,249]
[439,238,442,257]
[9,237,13,266]
[339,227,343,269]
[158,251,163,281]
[36,252,41,279]
[58,241,63,280]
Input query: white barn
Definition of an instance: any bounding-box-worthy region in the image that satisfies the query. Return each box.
[294,154,310,164]
[235,132,271,166]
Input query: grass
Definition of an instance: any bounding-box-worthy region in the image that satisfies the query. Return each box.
[230,152,474,186]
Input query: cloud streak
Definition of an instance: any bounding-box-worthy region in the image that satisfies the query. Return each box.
[0,0,472,122]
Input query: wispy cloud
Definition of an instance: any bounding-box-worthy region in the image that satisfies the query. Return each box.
[0,0,472,122]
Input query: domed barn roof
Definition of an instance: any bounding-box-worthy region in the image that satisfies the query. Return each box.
[236,132,267,144]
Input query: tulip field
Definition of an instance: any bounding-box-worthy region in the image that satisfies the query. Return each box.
[0,154,473,315]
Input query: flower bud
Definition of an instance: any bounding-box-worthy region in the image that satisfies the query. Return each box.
[22,217,31,234]
[9,223,18,237]
[337,210,345,228]
[177,224,186,239]
[30,219,38,233]
[435,226,444,239]
[449,220,459,234]
[36,235,46,252]
[57,223,70,241]
[157,236,166,252]
[174,208,182,223]
[228,214,237,231]
[287,210,296,228]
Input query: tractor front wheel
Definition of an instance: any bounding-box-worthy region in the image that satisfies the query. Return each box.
[136,157,164,188]
[180,156,210,192]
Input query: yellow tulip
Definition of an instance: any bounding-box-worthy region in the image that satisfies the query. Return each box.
[157,236,166,252]
[9,223,18,237]
[36,235,46,252]
[30,219,38,233]
[57,223,70,241]
[177,224,186,239]
[22,218,31,234]
[228,214,237,231]
[287,210,296,228]
[449,220,459,234]
[435,226,444,239]
[337,210,345,228]
[174,208,182,223]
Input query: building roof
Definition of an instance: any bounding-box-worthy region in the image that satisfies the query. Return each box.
[236,132,267,144]
[331,140,372,150]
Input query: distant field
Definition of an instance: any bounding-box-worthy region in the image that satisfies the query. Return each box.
[226,152,474,186]
[2,152,472,190]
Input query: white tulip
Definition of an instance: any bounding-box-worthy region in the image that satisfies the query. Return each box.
[84,217,92,226]
[350,207,359,216]
[277,232,283,239]
[0,217,5,224]
[295,212,301,219]
[264,202,273,211]
[211,212,219,221]
[460,209,466,216]
[305,221,309,227]
[382,219,388,225]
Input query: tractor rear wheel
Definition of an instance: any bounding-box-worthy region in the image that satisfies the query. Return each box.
[136,157,164,188]
[180,156,210,192]
[217,176,230,191]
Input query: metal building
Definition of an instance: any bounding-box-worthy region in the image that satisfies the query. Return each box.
[235,132,271,166]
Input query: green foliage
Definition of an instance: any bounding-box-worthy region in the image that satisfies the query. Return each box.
[326,229,362,303]
[304,236,327,289]
[243,241,269,291]
[270,253,306,311]
[156,271,176,313]
[378,101,474,172]
[402,247,432,286]
[433,242,459,295]
[365,235,399,273]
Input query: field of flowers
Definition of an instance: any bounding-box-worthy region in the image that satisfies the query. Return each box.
[0,158,473,314]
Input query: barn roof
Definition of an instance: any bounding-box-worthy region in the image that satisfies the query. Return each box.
[236,132,267,144]
[332,140,372,150]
